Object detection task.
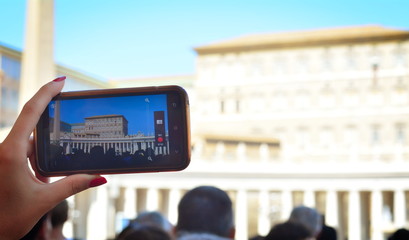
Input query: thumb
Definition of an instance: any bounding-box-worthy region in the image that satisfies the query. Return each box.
[45,174,107,202]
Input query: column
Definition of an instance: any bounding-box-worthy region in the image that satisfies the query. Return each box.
[123,187,137,219]
[19,0,55,109]
[259,143,269,162]
[394,189,406,228]
[325,190,339,228]
[257,189,270,236]
[235,189,248,240]
[168,188,181,225]
[348,190,361,240]
[87,186,109,240]
[303,189,315,208]
[236,142,246,162]
[146,188,159,211]
[370,190,383,240]
[281,190,293,220]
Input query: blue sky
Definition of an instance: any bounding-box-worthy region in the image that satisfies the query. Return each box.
[0,0,409,79]
[49,94,168,135]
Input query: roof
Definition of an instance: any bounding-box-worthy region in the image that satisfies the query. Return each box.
[203,134,280,146]
[85,114,127,120]
[194,25,409,54]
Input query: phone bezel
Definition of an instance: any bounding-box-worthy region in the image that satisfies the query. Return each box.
[34,85,190,176]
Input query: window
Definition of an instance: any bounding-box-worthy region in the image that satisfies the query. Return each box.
[344,90,359,107]
[368,89,383,106]
[294,91,310,109]
[346,46,356,70]
[395,124,406,144]
[320,127,333,149]
[1,87,19,110]
[394,43,407,67]
[297,127,309,150]
[344,126,357,148]
[1,55,21,80]
[371,125,381,145]
[322,48,332,72]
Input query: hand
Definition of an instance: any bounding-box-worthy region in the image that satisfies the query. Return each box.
[0,77,107,239]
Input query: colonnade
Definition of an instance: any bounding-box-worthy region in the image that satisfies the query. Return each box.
[59,136,170,155]
[75,179,409,240]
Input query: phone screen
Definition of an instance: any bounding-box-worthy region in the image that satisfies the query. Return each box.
[35,87,190,176]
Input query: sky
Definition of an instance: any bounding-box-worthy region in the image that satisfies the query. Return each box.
[0,0,409,80]
[49,94,168,135]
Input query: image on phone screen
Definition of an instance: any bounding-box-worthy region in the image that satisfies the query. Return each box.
[39,92,189,174]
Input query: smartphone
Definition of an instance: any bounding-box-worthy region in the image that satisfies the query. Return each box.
[35,85,190,176]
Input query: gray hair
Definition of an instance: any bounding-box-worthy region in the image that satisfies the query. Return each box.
[288,205,322,237]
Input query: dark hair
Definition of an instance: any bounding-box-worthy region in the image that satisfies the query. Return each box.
[388,228,409,240]
[116,225,171,240]
[265,221,311,240]
[176,186,233,237]
[131,211,171,231]
[50,200,69,227]
[20,214,48,240]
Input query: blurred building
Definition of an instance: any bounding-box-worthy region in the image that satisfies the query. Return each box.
[191,25,409,240]
[81,25,409,240]
[0,43,111,129]
[2,23,409,240]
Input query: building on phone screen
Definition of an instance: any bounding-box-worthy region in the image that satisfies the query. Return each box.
[50,113,169,156]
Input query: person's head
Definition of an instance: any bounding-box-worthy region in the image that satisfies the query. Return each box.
[50,200,69,240]
[116,225,171,240]
[20,214,52,240]
[50,200,69,228]
[131,211,172,233]
[176,186,235,238]
[388,228,409,240]
[289,206,322,237]
[264,221,312,240]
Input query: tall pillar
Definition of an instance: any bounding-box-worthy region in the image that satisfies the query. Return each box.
[52,101,60,141]
[281,190,293,220]
[325,190,339,228]
[19,0,55,109]
[123,187,137,219]
[303,189,315,208]
[348,190,361,240]
[370,190,383,240]
[235,189,248,240]
[87,186,109,240]
[394,189,406,228]
[168,188,181,225]
[257,189,270,236]
[146,188,159,211]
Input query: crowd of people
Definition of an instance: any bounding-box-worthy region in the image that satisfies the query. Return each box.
[18,185,409,240]
[48,144,171,171]
[1,79,408,240]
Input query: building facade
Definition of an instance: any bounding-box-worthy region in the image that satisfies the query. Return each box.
[74,25,409,240]
[190,25,409,240]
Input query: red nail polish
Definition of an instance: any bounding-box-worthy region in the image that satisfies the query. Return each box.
[89,177,107,188]
[53,76,66,82]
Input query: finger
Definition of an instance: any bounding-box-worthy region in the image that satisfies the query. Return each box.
[43,174,107,203]
[27,136,34,157]
[27,138,49,183]
[8,77,65,142]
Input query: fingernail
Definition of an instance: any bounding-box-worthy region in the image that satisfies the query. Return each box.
[89,177,107,188]
[53,76,66,82]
